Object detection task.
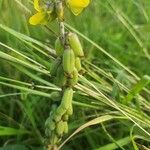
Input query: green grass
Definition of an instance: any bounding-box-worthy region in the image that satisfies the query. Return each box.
[0,0,150,150]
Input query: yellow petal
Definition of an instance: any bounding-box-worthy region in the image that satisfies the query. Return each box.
[34,0,42,12]
[29,12,47,25]
[66,0,90,8]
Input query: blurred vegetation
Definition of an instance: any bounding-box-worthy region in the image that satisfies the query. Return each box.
[0,0,150,150]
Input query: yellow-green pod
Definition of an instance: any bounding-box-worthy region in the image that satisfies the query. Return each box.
[55,1,64,21]
[55,65,67,87]
[63,48,75,74]
[75,57,82,71]
[56,120,65,136]
[56,105,66,116]
[68,68,78,87]
[50,57,61,77]
[45,128,51,137]
[66,105,73,116]
[63,121,68,134]
[50,91,60,101]
[55,37,64,56]
[61,88,73,110]
[62,114,69,121]
[67,32,84,57]
[45,118,56,130]
[50,133,59,144]
[53,113,62,122]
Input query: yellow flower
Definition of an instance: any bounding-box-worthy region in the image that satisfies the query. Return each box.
[66,0,90,16]
[29,0,55,25]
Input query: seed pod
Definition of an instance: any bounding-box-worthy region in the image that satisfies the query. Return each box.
[62,114,69,121]
[56,105,66,116]
[45,118,56,131]
[55,37,64,56]
[63,48,75,74]
[66,105,73,116]
[63,122,68,134]
[75,57,82,71]
[50,91,60,101]
[55,1,64,21]
[61,88,73,110]
[67,32,84,57]
[68,68,78,87]
[50,57,61,77]
[45,128,51,137]
[52,113,62,122]
[55,65,67,87]
[50,133,59,144]
[56,120,65,136]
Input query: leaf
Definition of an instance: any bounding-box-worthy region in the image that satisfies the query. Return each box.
[126,75,150,102]
[0,51,49,75]
[58,115,123,149]
[94,136,131,150]
[0,126,29,136]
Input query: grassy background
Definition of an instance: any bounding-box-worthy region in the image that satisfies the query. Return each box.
[0,0,150,149]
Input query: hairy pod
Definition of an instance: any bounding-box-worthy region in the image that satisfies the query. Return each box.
[50,57,61,77]
[68,68,78,87]
[55,37,64,56]
[55,65,67,87]
[56,105,66,116]
[66,104,73,116]
[63,122,68,134]
[56,120,65,136]
[50,91,60,101]
[61,88,73,110]
[45,128,51,138]
[67,32,84,57]
[45,118,56,131]
[52,113,62,123]
[63,48,75,75]
[50,133,59,145]
[75,57,82,71]
[62,114,69,121]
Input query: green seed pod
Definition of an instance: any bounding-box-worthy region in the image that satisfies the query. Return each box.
[52,113,62,122]
[55,37,64,56]
[56,105,66,116]
[50,91,60,101]
[56,120,65,136]
[63,121,68,134]
[45,128,51,137]
[61,88,73,110]
[75,57,82,71]
[63,48,75,74]
[67,32,84,57]
[55,65,67,87]
[66,105,73,116]
[50,57,61,77]
[62,114,69,121]
[50,133,59,144]
[68,68,78,87]
[55,1,64,21]
[45,118,55,130]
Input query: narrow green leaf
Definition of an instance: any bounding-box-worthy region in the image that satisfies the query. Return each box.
[126,75,150,102]
[0,126,29,136]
